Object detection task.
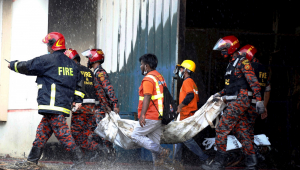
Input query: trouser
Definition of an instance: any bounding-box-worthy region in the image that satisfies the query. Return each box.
[71,104,101,151]
[246,105,259,142]
[174,138,208,161]
[216,90,254,155]
[131,119,163,162]
[33,114,77,151]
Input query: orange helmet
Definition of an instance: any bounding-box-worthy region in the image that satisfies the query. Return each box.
[213,35,240,56]
[82,49,105,68]
[42,32,66,51]
[64,48,81,63]
[238,44,257,61]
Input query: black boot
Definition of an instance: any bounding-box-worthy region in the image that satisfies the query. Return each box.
[201,150,227,170]
[245,154,258,170]
[15,146,43,168]
[66,147,86,170]
[254,145,265,162]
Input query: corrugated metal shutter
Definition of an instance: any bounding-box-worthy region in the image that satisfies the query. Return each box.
[97,0,179,112]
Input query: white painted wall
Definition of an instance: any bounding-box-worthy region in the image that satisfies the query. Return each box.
[8,0,49,110]
[0,0,49,158]
[0,0,3,68]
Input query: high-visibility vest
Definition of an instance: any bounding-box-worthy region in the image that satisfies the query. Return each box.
[138,71,165,120]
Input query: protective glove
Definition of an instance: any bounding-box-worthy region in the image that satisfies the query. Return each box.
[213,93,221,102]
[256,101,265,114]
[72,103,82,112]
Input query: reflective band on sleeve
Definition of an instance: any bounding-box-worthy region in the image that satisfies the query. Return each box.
[139,93,164,101]
[83,99,96,103]
[38,105,70,114]
[50,84,56,106]
[224,95,237,100]
[14,62,19,73]
[37,84,42,89]
[75,90,85,98]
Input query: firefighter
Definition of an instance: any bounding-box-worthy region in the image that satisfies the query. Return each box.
[238,45,271,162]
[82,49,119,154]
[201,35,265,170]
[65,48,108,156]
[173,60,208,166]
[7,32,85,169]
[131,53,170,167]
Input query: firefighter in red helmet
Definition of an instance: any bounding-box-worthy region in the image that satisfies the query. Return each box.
[82,49,119,154]
[7,32,85,169]
[239,45,271,163]
[202,36,264,170]
[65,48,109,157]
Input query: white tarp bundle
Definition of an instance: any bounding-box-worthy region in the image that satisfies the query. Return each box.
[202,134,271,151]
[94,96,226,149]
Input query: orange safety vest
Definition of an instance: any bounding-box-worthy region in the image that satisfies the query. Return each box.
[138,70,166,120]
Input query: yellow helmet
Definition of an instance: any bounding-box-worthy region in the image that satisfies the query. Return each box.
[180,60,196,72]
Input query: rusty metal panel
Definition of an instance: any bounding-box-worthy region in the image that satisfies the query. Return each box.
[97,0,179,112]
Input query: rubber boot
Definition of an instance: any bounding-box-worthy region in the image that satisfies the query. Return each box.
[201,150,227,170]
[254,144,265,162]
[15,146,43,168]
[245,154,258,170]
[66,147,86,170]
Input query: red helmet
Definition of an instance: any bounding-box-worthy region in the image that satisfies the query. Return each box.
[213,35,240,55]
[64,48,81,63]
[82,49,105,68]
[239,45,257,61]
[42,32,66,51]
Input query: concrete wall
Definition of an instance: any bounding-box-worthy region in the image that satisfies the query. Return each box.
[0,0,48,157]
[0,0,2,68]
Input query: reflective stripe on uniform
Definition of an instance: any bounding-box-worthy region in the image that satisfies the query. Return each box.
[75,90,85,98]
[14,62,19,73]
[139,75,164,117]
[193,89,198,94]
[224,95,237,100]
[37,84,42,89]
[139,93,164,100]
[83,99,96,103]
[38,83,70,114]
[50,84,56,106]
[38,105,70,114]
[248,91,253,96]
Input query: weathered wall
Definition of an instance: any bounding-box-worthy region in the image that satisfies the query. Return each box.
[48,0,98,67]
[97,0,179,112]
[0,0,49,157]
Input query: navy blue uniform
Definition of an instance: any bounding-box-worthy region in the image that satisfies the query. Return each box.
[9,51,84,151]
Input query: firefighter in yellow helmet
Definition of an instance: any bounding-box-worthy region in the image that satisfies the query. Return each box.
[173,60,208,166]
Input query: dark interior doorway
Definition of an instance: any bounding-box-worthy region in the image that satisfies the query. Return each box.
[179,0,300,169]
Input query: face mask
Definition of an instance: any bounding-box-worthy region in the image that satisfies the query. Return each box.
[178,71,184,79]
[221,50,228,58]
[48,52,50,54]
[142,65,147,76]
